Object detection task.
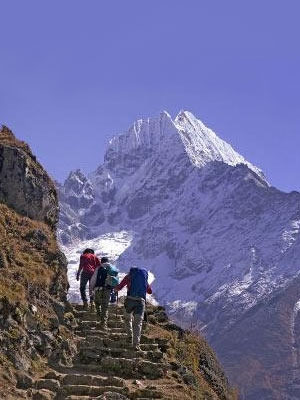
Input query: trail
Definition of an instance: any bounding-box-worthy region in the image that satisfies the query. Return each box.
[31,304,194,400]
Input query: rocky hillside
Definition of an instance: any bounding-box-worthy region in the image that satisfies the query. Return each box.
[58,111,300,399]
[0,126,72,398]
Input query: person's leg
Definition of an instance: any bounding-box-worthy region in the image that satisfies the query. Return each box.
[100,288,111,329]
[132,300,145,349]
[94,289,101,317]
[87,275,94,308]
[124,298,134,345]
[80,273,90,307]
[89,300,95,312]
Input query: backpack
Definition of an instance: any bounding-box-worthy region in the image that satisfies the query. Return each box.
[104,264,119,288]
[128,268,148,299]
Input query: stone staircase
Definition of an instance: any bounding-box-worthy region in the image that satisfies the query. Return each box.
[32,303,184,400]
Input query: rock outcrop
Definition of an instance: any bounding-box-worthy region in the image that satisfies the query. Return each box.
[0,126,58,228]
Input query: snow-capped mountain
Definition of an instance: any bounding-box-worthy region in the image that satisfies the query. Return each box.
[58,111,300,400]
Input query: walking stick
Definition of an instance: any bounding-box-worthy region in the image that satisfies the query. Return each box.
[144,300,148,323]
[116,291,119,320]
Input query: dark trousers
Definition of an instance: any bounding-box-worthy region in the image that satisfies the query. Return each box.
[80,271,93,303]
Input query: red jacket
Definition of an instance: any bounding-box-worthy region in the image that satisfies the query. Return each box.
[116,274,152,294]
[78,253,100,275]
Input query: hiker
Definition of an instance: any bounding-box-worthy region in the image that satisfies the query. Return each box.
[76,248,100,310]
[114,267,152,351]
[89,257,119,330]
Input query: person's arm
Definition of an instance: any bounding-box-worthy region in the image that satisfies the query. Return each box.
[146,284,152,295]
[95,256,101,267]
[115,274,130,291]
[76,255,84,280]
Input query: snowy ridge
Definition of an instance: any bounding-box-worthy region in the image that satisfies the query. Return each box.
[104,110,265,181]
[175,111,266,180]
[107,111,177,155]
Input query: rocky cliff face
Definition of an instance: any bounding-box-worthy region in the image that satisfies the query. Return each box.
[0,126,75,398]
[59,111,300,399]
[0,126,58,228]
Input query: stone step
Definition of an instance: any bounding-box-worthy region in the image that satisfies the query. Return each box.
[82,337,159,351]
[59,384,129,397]
[134,388,163,399]
[79,320,125,329]
[78,346,164,362]
[35,378,60,392]
[71,358,166,380]
[65,396,91,400]
[64,393,131,400]
[74,315,125,321]
[65,397,165,400]
[75,329,121,336]
[76,326,125,334]
[135,396,173,400]
[74,311,124,320]
[73,305,124,315]
[61,373,125,387]
[75,331,157,344]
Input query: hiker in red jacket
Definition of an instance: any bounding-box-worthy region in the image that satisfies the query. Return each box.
[76,248,100,310]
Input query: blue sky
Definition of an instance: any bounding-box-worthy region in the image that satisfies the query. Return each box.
[0,1,299,192]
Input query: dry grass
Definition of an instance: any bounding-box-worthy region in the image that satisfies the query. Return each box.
[0,203,68,394]
[144,312,238,400]
[0,203,60,305]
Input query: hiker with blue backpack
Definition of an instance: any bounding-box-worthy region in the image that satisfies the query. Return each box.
[89,257,119,330]
[114,267,152,351]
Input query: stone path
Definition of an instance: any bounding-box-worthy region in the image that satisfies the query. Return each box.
[32,304,184,400]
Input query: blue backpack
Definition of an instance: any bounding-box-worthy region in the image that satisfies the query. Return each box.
[128,268,148,299]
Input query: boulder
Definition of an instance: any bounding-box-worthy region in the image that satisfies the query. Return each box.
[36,379,60,391]
[16,372,34,389]
[32,389,55,400]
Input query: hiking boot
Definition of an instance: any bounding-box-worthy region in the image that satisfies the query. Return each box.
[83,301,88,311]
[100,322,108,331]
[133,345,141,351]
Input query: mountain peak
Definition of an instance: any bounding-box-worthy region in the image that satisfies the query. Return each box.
[64,169,88,185]
[173,110,266,181]
[176,109,198,122]
[160,110,172,119]
[103,111,266,183]
[107,111,178,157]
